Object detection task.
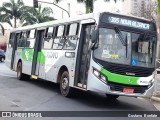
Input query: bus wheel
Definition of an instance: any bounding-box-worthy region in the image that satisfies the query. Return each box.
[106,94,119,100]
[17,62,25,80]
[60,71,73,97]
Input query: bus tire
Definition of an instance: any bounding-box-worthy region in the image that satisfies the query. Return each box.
[60,71,74,97]
[17,62,25,80]
[106,94,119,100]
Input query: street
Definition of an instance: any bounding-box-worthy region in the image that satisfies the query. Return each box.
[0,62,159,120]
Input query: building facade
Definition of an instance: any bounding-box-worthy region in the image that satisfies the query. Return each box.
[122,0,154,17]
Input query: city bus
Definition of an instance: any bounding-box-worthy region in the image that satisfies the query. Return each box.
[5,12,157,99]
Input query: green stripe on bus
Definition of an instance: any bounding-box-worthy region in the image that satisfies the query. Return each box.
[22,48,34,62]
[37,51,45,64]
[100,68,139,85]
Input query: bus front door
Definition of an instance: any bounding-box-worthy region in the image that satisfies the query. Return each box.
[75,24,94,89]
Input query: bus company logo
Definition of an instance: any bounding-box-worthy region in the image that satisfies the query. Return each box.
[46,52,58,59]
[128,79,132,83]
[126,72,135,76]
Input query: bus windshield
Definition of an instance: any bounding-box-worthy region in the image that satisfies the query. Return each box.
[93,28,156,68]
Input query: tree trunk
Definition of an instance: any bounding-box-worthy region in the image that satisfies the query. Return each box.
[85,0,93,13]
[14,17,16,28]
[156,15,160,68]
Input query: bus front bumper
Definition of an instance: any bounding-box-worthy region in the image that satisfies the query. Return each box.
[106,83,154,98]
[87,73,154,98]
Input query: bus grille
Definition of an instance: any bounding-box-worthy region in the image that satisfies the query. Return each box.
[105,63,154,77]
[108,82,148,94]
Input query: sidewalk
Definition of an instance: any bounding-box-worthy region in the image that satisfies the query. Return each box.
[150,73,160,111]
[151,96,160,111]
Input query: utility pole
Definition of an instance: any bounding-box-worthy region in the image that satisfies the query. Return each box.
[33,0,70,17]
[67,3,70,17]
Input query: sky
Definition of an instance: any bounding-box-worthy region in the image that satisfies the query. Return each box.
[0,0,121,29]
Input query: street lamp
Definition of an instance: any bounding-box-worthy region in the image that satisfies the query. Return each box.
[0,23,4,36]
[33,0,38,8]
[67,3,70,16]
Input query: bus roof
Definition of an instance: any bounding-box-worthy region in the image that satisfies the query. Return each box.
[10,11,155,33]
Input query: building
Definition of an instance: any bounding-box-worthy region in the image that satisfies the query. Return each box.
[122,0,154,17]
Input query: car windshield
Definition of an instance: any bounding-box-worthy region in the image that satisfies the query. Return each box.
[93,28,156,68]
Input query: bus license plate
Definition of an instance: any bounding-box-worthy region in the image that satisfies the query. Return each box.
[123,88,134,93]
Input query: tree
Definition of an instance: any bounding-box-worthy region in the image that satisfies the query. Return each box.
[20,4,55,26]
[77,0,125,13]
[0,0,24,28]
[54,0,124,13]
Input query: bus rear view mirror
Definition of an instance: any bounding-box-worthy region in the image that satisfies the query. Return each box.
[91,29,98,43]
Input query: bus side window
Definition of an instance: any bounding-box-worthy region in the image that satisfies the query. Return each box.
[53,25,65,49]
[63,23,79,50]
[21,32,27,47]
[26,29,36,48]
[8,33,15,47]
[17,33,22,47]
[43,27,54,49]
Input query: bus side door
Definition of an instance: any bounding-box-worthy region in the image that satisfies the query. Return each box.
[31,29,45,79]
[6,32,19,70]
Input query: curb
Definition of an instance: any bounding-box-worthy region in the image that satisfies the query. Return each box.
[151,96,160,102]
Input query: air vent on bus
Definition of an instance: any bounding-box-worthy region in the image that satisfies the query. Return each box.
[105,63,154,77]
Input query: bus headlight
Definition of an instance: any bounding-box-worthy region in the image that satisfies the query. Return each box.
[93,69,100,77]
[93,68,107,84]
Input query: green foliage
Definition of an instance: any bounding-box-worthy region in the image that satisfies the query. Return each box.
[0,0,24,28]
[53,0,125,13]
[0,0,55,28]
[77,0,125,13]
[158,0,160,14]
[54,0,63,3]
[20,4,55,26]
[77,0,95,13]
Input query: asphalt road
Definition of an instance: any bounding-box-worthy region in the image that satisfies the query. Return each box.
[0,62,159,120]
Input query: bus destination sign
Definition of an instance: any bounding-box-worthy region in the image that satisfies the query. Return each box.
[108,16,150,30]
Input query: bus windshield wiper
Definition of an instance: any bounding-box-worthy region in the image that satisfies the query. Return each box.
[114,27,127,46]
[125,34,128,58]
